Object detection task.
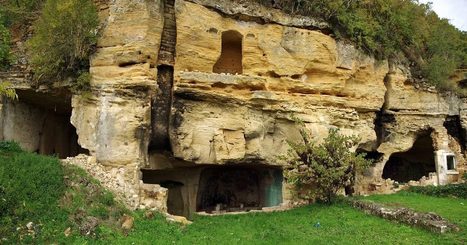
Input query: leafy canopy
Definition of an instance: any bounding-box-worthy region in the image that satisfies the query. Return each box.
[26,0,98,82]
[0,0,44,68]
[282,125,371,203]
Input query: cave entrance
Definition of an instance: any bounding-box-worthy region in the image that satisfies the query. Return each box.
[142,164,283,218]
[1,90,87,158]
[196,165,283,213]
[213,30,243,74]
[382,131,436,183]
[142,166,201,218]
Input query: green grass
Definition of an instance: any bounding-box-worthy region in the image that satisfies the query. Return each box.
[0,142,129,244]
[408,183,467,199]
[360,191,467,244]
[102,203,463,245]
[1,141,465,244]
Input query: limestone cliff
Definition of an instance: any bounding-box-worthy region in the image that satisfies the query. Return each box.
[0,0,465,216]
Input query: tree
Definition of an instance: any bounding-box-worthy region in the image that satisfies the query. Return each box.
[282,124,371,203]
[26,0,98,83]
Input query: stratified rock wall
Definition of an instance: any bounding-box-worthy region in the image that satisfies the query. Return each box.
[171,0,388,165]
[70,0,164,208]
[1,0,465,211]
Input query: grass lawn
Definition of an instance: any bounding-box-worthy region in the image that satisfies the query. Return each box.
[1,142,465,244]
[104,203,464,245]
[360,191,467,244]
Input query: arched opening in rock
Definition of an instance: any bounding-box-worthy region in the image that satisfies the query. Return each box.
[213,30,243,74]
[1,90,88,158]
[382,131,436,183]
[141,164,283,218]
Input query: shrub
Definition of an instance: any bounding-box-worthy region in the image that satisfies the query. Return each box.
[0,141,22,153]
[281,124,371,203]
[408,183,467,199]
[0,17,11,69]
[27,0,98,82]
[0,0,44,27]
[71,71,92,93]
[0,81,17,99]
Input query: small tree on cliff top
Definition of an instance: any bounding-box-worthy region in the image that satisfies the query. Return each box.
[282,123,371,203]
[27,0,98,83]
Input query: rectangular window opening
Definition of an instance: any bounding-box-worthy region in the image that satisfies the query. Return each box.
[446,155,456,170]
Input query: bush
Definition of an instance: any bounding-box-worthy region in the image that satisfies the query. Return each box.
[408,183,467,199]
[0,17,11,69]
[27,0,98,82]
[281,125,371,203]
[0,141,22,153]
[71,71,91,93]
[0,81,18,100]
[0,0,44,27]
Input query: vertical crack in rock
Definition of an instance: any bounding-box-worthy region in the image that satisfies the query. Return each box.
[151,0,176,151]
[374,71,393,148]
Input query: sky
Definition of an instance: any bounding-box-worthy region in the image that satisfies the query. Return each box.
[418,0,467,31]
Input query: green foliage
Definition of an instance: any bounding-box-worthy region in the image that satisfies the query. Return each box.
[27,0,98,82]
[281,124,371,203]
[0,144,64,240]
[0,0,44,69]
[0,81,18,100]
[255,0,467,91]
[0,0,44,27]
[0,141,128,243]
[0,15,12,69]
[71,71,91,93]
[408,183,467,199]
[0,141,22,153]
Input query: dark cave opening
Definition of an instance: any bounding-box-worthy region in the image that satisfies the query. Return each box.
[382,131,436,183]
[1,90,88,159]
[196,166,283,213]
[356,149,384,162]
[142,165,283,217]
[35,110,87,159]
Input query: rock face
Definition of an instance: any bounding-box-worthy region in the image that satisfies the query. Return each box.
[171,0,388,166]
[0,0,465,216]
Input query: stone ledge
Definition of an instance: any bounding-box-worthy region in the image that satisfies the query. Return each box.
[349,199,459,233]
